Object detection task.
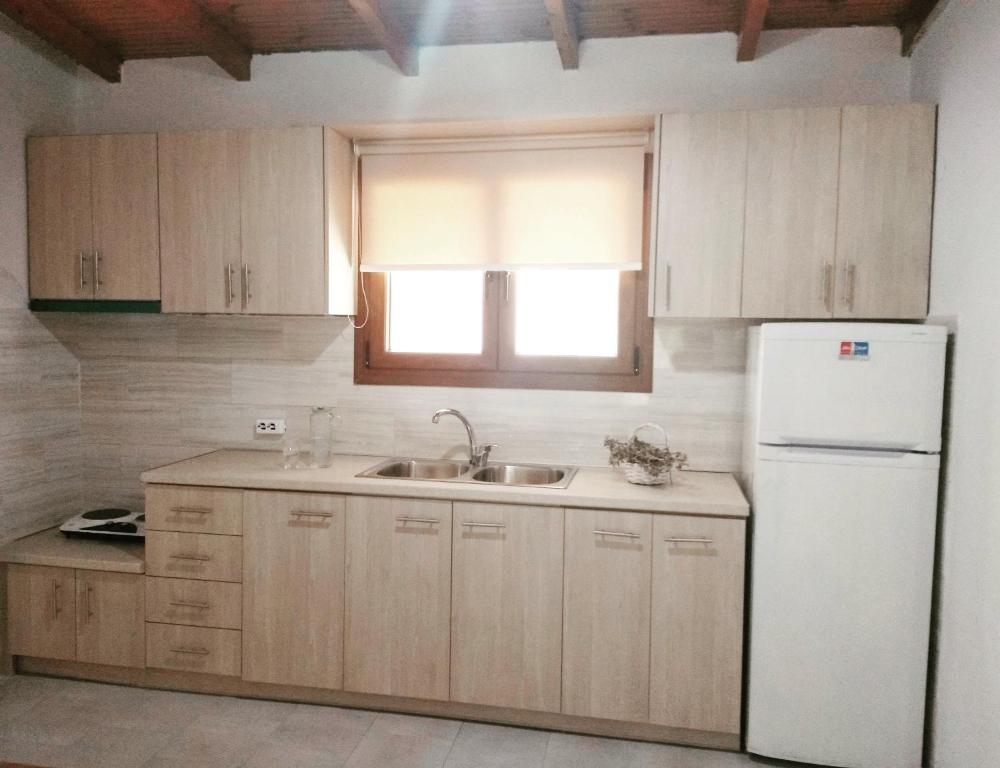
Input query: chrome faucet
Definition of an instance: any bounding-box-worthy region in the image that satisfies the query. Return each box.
[432,409,497,468]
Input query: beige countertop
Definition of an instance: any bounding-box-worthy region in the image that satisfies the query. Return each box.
[0,527,144,574]
[141,449,749,518]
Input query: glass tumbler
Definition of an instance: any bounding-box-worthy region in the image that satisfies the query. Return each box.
[310,407,336,468]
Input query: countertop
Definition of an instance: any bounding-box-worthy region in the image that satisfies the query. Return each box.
[141,450,749,518]
[0,527,144,574]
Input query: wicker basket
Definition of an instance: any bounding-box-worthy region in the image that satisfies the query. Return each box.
[619,423,674,486]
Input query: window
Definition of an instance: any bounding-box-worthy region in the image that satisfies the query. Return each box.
[354,134,653,392]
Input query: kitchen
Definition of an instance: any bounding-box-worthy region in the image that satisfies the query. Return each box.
[0,1,997,768]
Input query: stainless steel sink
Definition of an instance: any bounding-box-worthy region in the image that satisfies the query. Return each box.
[357,458,577,489]
[370,459,469,480]
[471,464,567,486]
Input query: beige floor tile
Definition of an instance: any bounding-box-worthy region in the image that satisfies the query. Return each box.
[369,711,462,742]
[261,703,375,764]
[444,722,550,768]
[143,723,259,768]
[343,730,456,768]
[0,675,61,725]
[48,725,176,768]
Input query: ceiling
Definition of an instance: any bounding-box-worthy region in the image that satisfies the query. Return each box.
[0,0,947,83]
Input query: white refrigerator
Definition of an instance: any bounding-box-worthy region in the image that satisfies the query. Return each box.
[744,323,947,768]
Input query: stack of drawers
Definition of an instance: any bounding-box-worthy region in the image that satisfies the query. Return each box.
[144,485,243,677]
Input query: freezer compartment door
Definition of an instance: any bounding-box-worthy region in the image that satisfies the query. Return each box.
[757,326,946,452]
[747,449,938,768]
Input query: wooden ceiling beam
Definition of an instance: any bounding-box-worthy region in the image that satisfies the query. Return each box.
[901,0,948,56]
[142,0,251,81]
[737,0,769,62]
[0,0,121,82]
[344,0,418,76]
[544,0,580,70]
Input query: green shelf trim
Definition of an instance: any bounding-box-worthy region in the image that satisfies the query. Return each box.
[28,299,162,314]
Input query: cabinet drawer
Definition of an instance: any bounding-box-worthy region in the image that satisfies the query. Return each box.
[146,623,241,676]
[145,577,242,630]
[145,531,242,582]
[146,485,243,535]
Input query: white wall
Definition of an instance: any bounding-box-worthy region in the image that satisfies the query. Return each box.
[911,2,1000,766]
[0,21,82,542]
[71,27,911,133]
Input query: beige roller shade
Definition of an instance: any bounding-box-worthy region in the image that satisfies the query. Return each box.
[359,137,647,271]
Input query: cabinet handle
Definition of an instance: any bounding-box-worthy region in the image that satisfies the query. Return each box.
[170,506,212,515]
[93,250,102,295]
[170,646,210,656]
[52,580,62,617]
[822,263,834,312]
[664,263,672,312]
[593,529,640,539]
[290,510,334,519]
[225,263,235,307]
[242,264,252,306]
[78,251,88,291]
[395,516,440,525]
[504,271,511,302]
[663,536,715,544]
[84,584,95,618]
[461,521,506,529]
[169,600,210,610]
[844,263,857,310]
[169,553,212,562]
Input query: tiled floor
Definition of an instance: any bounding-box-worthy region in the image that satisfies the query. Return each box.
[0,675,757,768]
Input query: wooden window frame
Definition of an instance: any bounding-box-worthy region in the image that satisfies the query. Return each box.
[354,160,654,393]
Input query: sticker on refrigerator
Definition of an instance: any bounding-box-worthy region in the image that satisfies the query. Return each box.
[839,341,870,360]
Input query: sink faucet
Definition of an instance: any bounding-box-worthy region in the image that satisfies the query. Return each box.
[432,409,497,468]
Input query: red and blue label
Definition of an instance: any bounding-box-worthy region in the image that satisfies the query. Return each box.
[839,340,870,359]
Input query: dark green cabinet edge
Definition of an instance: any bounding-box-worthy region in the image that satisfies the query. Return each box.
[28,300,162,313]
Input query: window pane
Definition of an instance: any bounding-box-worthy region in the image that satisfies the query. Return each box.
[514,270,619,357]
[387,271,484,354]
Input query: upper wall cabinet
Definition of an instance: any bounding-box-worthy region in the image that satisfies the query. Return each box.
[649,103,936,320]
[741,107,843,319]
[653,111,748,318]
[28,134,160,302]
[834,104,936,319]
[158,126,355,316]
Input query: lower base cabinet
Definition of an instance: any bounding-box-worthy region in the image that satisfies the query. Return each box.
[242,490,345,689]
[7,564,144,668]
[562,509,653,722]
[450,502,564,712]
[344,496,452,700]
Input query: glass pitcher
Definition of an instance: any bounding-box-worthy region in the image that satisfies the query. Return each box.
[309,407,336,468]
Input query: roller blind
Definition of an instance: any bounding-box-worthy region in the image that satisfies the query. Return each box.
[358,136,647,271]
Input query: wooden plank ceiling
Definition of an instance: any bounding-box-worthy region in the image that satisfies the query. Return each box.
[0,0,946,83]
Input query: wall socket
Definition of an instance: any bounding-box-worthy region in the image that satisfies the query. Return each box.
[255,418,286,435]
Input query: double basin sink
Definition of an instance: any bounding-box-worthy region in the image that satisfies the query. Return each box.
[357,458,577,489]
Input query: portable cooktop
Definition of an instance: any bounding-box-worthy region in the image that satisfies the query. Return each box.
[60,508,145,541]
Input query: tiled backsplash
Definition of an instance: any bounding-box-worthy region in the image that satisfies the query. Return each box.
[40,313,750,512]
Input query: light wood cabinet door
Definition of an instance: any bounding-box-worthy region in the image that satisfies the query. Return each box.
[345,497,452,700]
[834,104,936,319]
[451,503,563,712]
[742,107,842,318]
[654,111,747,318]
[76,570,145,669]
[649,516,745,735]
[145,531,242,583]
[145,484,244,535]
[562,509,652,722]
[27,135,94,299]
[243,491,345,689]
[158,130,243,313]
[146,623,242,676]
[7,564,76,660]
[240,127,326,315]
[91,133,160,300]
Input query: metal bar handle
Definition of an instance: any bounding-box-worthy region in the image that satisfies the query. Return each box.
[290,510,334,519]
[93,250,102,294]
[593,529,640,539]
[52,580,62,618]
[170,506,212,515]
[664,263,672,312]
[663,536,715,544]
[822,263,834,312]
[396,516,440,525]
[85,584,94,618]
[170,646,211,656]
[169,553,212,562]
[169,600,210,610]
[242,264,252,306]
[79,251,88,291]
[225,263,235,307]
[461,521,506,529]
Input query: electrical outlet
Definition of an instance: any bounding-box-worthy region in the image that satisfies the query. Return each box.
[255,418,286,435]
